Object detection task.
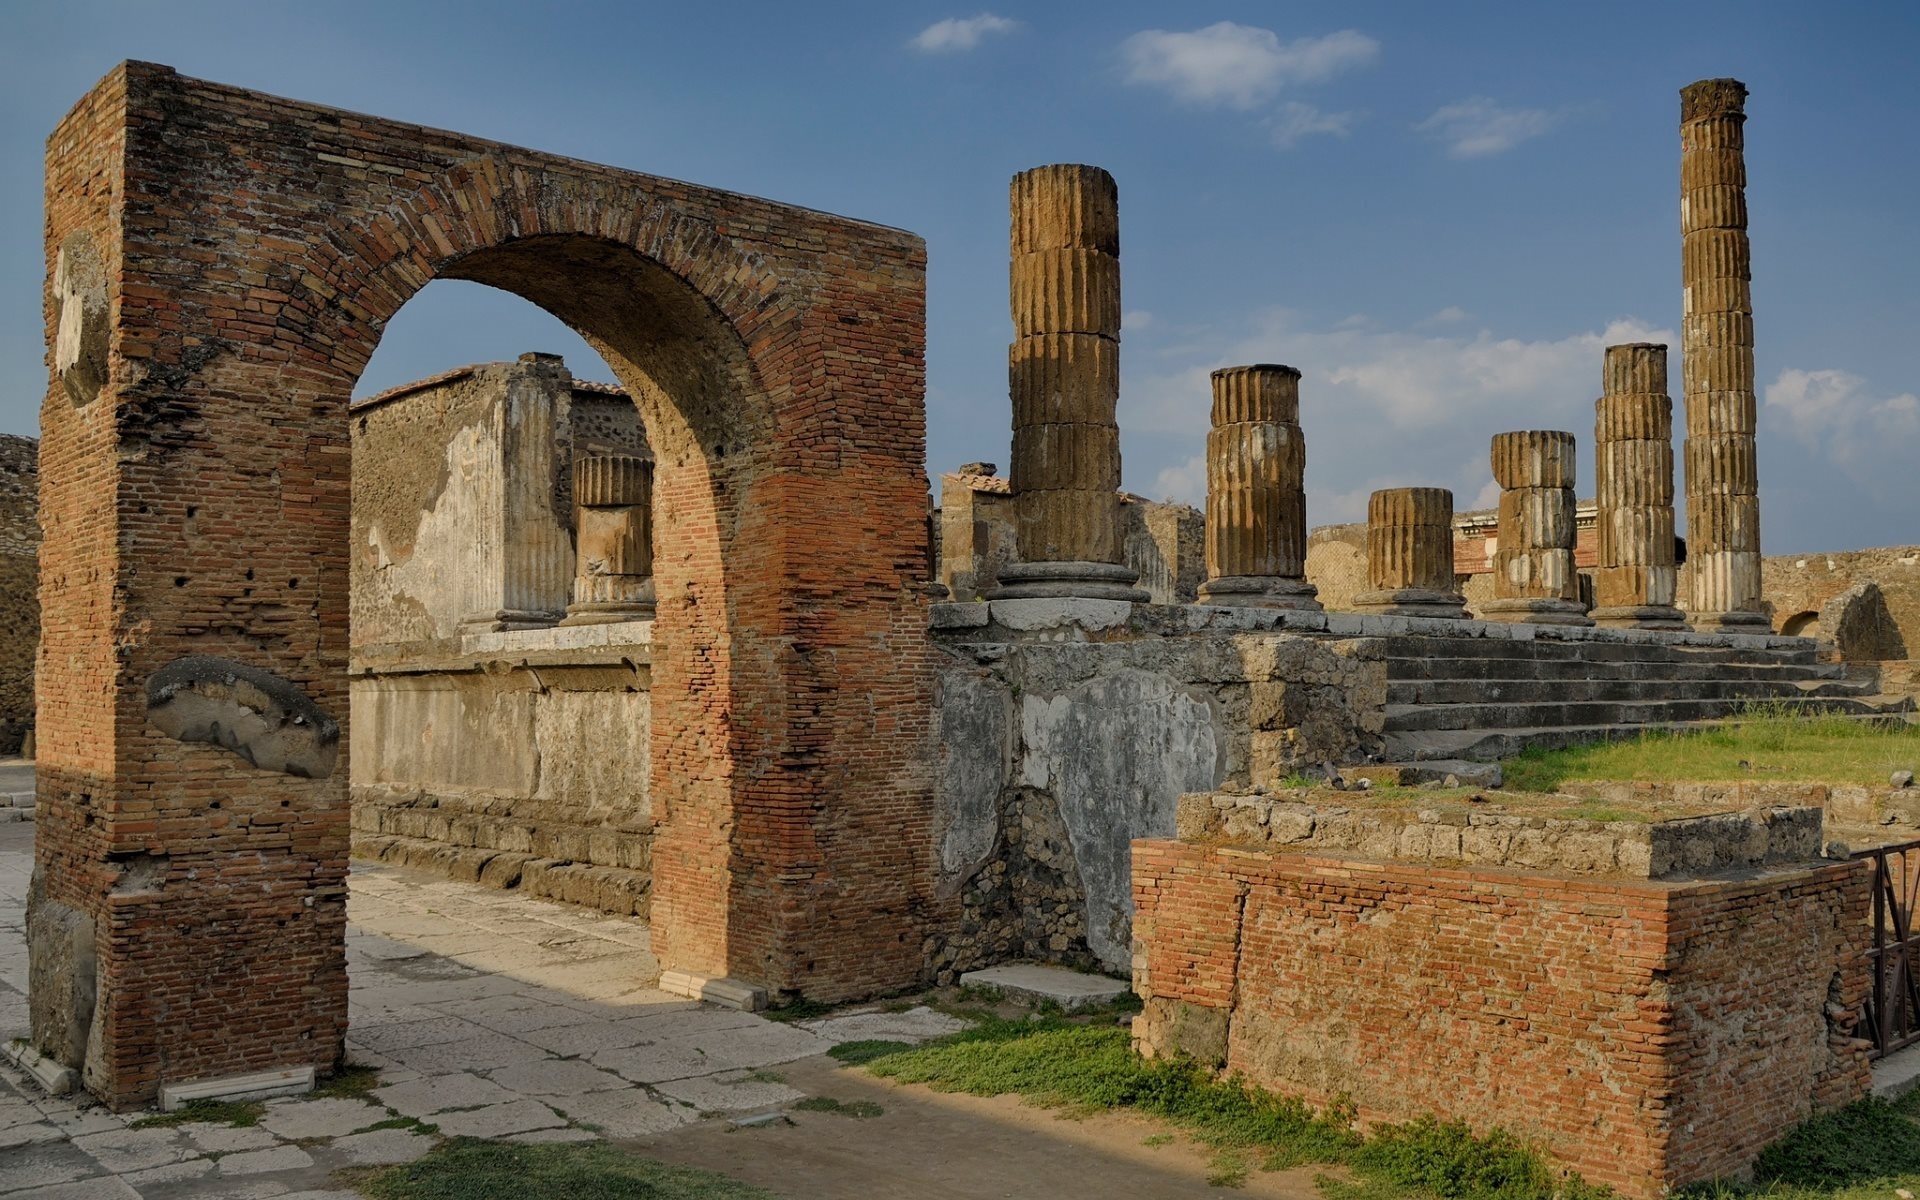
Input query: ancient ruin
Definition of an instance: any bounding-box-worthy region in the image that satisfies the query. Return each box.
[1681,78,1769,632]
[1196,365,1321,611]
[1480,430,1589,625]
[1352,487,1468,619]
[990,165,1145,602]
[13,62,1919,1197]
[1592,343,1688,629]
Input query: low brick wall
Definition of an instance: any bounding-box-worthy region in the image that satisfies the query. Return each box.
[1132,825,1872,1196]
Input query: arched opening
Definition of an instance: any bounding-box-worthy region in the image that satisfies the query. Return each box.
[1781,610,1820,639]
[32,65,936,1109]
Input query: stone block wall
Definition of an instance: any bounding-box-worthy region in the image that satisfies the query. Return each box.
[929,601,1384,976]
[1132,833,1871,1197]
[349,624,654,914]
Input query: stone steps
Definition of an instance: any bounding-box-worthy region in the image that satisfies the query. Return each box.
[1389,675,1879,707]
[1376,631,1909,762]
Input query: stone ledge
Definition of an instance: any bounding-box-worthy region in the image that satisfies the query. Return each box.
[657,971,766,1012]
[959,963,1131,1011]
[160,1066,314,1111]
[351,620,654,676]
[1176,790,1826,879]
[3,1038,76,1095]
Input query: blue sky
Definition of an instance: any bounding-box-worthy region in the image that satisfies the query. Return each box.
[2,1,1915,553]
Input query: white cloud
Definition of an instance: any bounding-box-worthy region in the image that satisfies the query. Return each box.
[911,13,1019,54]
[1420,306,1471,326]
[1270,101,1360,149]
[1122,24,1378,110]
[1123,309,1155,332]
[1152,454,1208,506]
[1416,98,1560,158]
[1765,368,1920,465]
[1120,309,1674,523]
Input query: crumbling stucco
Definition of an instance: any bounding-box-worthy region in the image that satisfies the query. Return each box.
[146,656,339,778]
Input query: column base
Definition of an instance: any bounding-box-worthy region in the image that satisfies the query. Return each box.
[1687,609,1773,635]
[1197,576,1323,611]
[986,561,1149,602]
[1352,588,1468,620]
[560,577,655,625]
[1590,605,1690,631]
[458,609,559,633]
[1478,597,1594,627]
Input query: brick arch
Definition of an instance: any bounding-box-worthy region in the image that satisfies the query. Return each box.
[33,62,942,1109]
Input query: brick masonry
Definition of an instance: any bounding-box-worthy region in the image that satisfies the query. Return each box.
[34,62,943,1108]
[1132,837,1871,1197]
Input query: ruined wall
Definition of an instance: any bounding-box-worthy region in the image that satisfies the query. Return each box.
[929,601,1384,976]
[1754,546,1920,655]
[0,435,38,755]
[351,625,654,914]
[1132,821,1871,1198]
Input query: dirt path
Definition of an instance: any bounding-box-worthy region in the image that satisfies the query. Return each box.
[628,1054,1330,1200]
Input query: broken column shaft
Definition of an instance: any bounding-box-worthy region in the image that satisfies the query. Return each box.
[1481,430,1590,626]
[990,164,1147,602]
[559,453,656,624]
[1681,78,1767,632]
[1354,487,1466,619]
[1197,365,1321,610]
[1592,344,1687,629]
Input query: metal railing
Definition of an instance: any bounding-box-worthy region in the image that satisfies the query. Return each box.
[1856,837,1920,1058]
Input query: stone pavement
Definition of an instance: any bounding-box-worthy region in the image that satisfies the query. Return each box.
[0,818,966,1198]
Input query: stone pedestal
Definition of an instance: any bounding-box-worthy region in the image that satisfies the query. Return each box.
[1482,431,1590,626]
[1592,344,1687,629]
[1681,78,1768,633]
[1197,365,1321,611]
[559,454,656,625]
[990,164,1146,602]
[1354,488,1467,619]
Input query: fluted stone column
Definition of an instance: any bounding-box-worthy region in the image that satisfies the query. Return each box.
[1481,431,1590,626]
[1354,487,1466,619]
[1592,344,1687,629]
[559,453,656,624]
[1681,78,1767,632]
[1197,365,1321,610]
[990,164,1147,601]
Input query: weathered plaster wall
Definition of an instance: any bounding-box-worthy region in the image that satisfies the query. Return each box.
[1754,546,1920,654]
[929,601,1384,975]
[351,624,654,915]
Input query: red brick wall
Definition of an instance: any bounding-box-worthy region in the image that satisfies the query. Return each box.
[1133,840,1871,1197]
[36,61,944,1107]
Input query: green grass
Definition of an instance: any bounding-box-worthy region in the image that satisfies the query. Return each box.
[791,1095,884,1119]
[352,1138,776,1200]
[1672,1090,1920,1198]
[857,1019,1609,1198]
[1503,707,1920,793]
[827,1039,915,1065]
[760,998,834,1024]
[314,1064,382,1099]
[130,1098,265,1129]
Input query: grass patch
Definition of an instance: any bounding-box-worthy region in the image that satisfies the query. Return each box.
[827,1039,915,1065]
[130,1098,265,1129]
[760,998,834,1024]
[354,1137,775,1199]
[1502,707,1920,793]
[864,1019,1612,1198]
[791,1095,884,1119]
[1672,1090,1920,1198]
[313,1064,381,1099]
[353,1114,439,1136]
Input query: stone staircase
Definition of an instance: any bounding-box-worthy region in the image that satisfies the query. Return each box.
[1379,633,1914,763]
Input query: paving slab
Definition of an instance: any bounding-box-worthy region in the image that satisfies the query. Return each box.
[959,963,1132,1011]
[215,1144,315,1175]
[797,1005,972,1043]
[430,1098,566,1139]
[485,1057,630,1097]
[70,1125,196,1173]
[547,1088,690,1138]
[372,1071,518,1118]
[258,1097,388,1141]
[18,1179,141,1200]
[324,1127,435,1166]
[180,1122,280,1153]
[0,1138,103,1193]
[652,1070,807,1113]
